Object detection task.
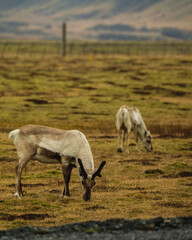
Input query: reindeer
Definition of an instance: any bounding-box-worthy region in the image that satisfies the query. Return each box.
[8,125,106,201]
[116,106,153,153]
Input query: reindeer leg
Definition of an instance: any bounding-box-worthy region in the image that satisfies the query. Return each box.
[14,164,21,198]
[117,129,123,153]
[125,129,130,153]
[14,142,36,198]
[15,156,32,198]
[133,126,141,152]
[61,162,73,198]
[19,176,23,197]
[123,129,127,151]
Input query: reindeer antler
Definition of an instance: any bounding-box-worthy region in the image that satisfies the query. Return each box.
[92,161,106,179]
[78,158,88,179]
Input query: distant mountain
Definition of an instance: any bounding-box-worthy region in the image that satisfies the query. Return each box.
[0,0,192,40]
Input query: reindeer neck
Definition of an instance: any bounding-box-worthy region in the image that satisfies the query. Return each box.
[137,121,147,142]
[78,148,94,173]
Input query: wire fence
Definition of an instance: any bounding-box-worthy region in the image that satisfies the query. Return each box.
[0,40,192,58]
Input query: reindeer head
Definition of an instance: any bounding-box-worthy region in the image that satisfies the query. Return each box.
[143,130,153,152]
[78,158,106,201]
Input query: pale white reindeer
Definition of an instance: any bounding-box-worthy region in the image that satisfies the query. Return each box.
[116,106,153,153]
[8,125,106,201]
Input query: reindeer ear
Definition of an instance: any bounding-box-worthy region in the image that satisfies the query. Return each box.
[148,134,152,140]
[92,161,106,179]
[78,158,88,179]
[147,130,152,139]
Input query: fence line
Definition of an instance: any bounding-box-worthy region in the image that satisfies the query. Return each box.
[0,40,192,58]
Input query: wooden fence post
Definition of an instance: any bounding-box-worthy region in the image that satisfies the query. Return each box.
[62,22,66,57]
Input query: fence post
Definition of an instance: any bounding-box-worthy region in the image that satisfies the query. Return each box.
[62,22,66,57]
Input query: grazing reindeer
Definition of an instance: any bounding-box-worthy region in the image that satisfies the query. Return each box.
[116,106,153,153]
[8,125,106,201]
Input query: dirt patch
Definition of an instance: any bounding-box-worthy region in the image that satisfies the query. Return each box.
[91,135,116,139]
[136,71,147,76]
[128,143,136,146]
[164,171,192,178]
[162,83,187,88]
[119,159,158,166]
[158,202,187,208]
[80,86,96,90]
[180,146,192,151]
[94,185,128,192]
[91,94,105,97]
[175,83,187,88]
[127,187,145,191]
[130,76,144,81]
[157,134,174,138]
[103,81,128,87]
[0,157,16,162]
[52,117,68,120]
[117,84,128,87]
[179,108,190,111]
[8,183,47,188]
[178,171,192,177]
[174,154,182,158]
[29,72,50,78]
[157,134,184,139]
[132,89,151,95]
[144,169,164,175]
[141,160,156,166]
[162,102,178,105]
[117,68,129,73]
[180,60,192,64]
[101,66,120,72]
[71,111,108,116]
[90,98,109,104]
[112,94,130,99]
[0,91,5,97]
[182,183,192,186]
[0,213,50,221]
[67,76,83,81]
[25,99,49,104]
[95,185,146,192]
[105,81,116,85]
[84,205,106,210]
[143,85,187,97]
[153,156,162,160]
[50,190,60,194]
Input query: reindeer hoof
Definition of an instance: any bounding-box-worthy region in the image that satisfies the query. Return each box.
[14,192,21,198]
[61,194,70,199]
[64,195,70,199]
[117,148,122,153]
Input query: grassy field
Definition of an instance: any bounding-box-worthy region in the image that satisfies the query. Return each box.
[0,45,192,230]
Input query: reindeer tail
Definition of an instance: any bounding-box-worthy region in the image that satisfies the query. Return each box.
[8,129,20,139]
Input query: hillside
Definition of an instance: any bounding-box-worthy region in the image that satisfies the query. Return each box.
[0,0,192,40]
